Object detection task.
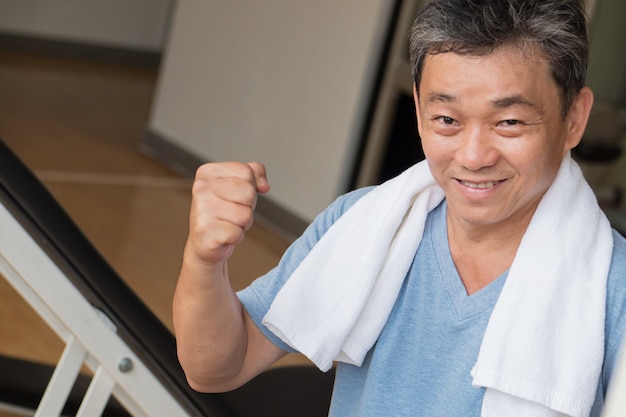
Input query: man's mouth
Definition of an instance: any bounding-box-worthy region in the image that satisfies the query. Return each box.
[458,180,501,189]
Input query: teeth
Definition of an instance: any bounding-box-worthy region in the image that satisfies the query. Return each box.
[460,180,499,189]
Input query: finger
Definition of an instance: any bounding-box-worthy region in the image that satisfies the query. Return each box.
[191,183,255,230]
[188,198,251,263]
[212,197,255,231]
[247,162,270,194]
[195,161,257,185]
[189,219,243,262]
[207,176,258,208]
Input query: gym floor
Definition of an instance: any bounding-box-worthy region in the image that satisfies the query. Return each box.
[0,48,308,416]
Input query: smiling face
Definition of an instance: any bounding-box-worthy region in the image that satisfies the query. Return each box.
[415,46,592,235]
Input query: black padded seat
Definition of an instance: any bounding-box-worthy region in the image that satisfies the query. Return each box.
[222,366,335,417]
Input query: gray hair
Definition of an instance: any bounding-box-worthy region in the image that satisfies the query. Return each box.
[409,0,589,117]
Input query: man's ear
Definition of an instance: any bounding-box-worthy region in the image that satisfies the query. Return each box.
[564,86,594,151]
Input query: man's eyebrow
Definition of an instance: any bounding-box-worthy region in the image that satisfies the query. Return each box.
[425,92,456,103]
[491,95,537,110]
[424,92,543,114]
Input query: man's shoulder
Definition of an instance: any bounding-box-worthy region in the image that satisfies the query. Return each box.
[606,230,626,312]
[611,230,626,266]
[334,186,375,212]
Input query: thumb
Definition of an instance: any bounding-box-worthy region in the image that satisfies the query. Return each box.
[247,162,270,194]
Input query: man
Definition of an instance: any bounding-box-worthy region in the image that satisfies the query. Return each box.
[173,0,626,415]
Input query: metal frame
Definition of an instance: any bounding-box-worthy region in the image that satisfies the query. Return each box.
[0,202,190,417]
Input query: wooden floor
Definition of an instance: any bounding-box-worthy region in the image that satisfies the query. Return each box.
[0,49,308,415]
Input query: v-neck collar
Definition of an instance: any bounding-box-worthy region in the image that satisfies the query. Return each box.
[429,201,508,321]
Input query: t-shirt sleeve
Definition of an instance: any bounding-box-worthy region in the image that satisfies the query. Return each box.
[237,187,374,352]
[601,231,626,391]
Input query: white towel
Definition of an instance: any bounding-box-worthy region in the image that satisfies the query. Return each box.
[472,155,613,417]
[262,154,613,417]
[263,160,445,368]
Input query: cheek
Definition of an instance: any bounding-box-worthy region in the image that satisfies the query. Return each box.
[420,140,436,161]
[424,149,450,187]
[517,148,563,196]
[419,132,448,161]
[421,143,446,175]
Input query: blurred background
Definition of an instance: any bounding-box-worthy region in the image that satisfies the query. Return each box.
[0,0,624,414]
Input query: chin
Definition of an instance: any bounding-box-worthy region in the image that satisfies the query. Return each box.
[451,205,509,227]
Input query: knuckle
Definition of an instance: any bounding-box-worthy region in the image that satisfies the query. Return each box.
[232,205,254,228]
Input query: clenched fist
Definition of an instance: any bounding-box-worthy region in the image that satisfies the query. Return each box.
[187,161,270,265]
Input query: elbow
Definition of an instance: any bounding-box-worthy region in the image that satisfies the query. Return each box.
[183,370,248,393]
[178,352,248,393]
[185,375,221,393]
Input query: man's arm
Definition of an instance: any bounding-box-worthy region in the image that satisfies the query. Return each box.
[172,162,287,393]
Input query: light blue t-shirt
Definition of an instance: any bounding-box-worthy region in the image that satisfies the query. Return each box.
[238,188,626,416]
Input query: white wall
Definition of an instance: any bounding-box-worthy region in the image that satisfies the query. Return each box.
[147,0,394,222]
[0,0,173,51]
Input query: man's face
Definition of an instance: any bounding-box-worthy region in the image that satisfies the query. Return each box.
[414,47,589,232]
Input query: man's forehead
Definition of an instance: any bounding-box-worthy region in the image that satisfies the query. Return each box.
[417,49,557,115]
[419,47,554,92]
[422,44,547,69]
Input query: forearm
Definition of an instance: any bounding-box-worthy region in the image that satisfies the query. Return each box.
[173,251,249,391]
[173,161,285,392]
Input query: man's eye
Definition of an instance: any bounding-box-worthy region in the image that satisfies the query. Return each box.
[436,116,456,125]
[501,119,520,126]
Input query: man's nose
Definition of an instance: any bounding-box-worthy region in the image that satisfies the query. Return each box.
[455,126,499,171]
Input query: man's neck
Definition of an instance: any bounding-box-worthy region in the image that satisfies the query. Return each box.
[446,212,532,295]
